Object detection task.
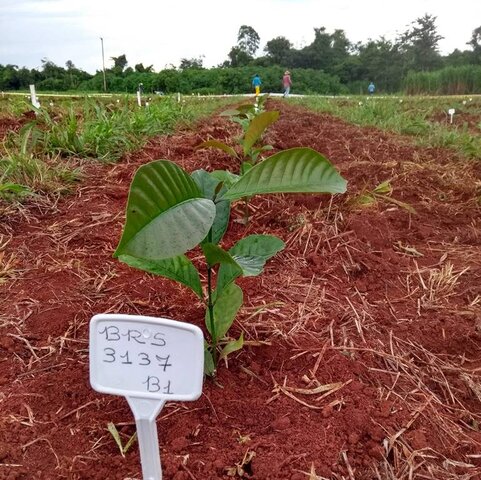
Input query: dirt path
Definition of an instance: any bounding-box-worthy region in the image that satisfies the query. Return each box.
[0,100,480,480]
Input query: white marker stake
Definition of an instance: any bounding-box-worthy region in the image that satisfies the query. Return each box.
[448,108,455,124]
[90,314,204,480]
[29,84,40,109]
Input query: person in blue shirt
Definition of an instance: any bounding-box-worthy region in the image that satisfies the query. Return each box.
[252,74,262,96]
[368,82,375,95]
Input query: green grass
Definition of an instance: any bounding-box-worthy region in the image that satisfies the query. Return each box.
[291,95,481,160]
[0,95,233,203]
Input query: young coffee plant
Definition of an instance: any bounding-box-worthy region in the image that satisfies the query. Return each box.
[198,105,279,223]
[199,109,279,171]
[114,147,347,375]
[220,95,269,132]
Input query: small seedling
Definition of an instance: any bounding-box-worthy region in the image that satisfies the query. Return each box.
[107,422,137,457]
[199,103,279,222]
[352,180,415,214]
[114,147,347,375]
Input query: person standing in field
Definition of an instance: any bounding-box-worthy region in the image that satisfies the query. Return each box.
[282,70,292,97]
[252,74,262,96]
[368,82,375,95]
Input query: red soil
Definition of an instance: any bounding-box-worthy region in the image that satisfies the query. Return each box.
[0,100,480,479]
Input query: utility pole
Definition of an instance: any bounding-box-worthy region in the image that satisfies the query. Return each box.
[100,37,107,92]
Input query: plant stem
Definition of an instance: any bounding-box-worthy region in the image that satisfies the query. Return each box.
[206,228,217,366]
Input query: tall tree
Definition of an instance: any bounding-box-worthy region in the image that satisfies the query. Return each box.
[358,38,404,92]
[179,57,204,70]
[467,26,481,63]
[264,36,292,65]
[226,46,252,67]
[110,54,128,73]
[134,63,154,73]
[399,14,443,71]
[237,25,260,56]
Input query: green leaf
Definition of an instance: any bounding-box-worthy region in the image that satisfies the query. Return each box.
[204,348,215,376]
[219,109,241,117]
[118,254,203,299]
[207,283,243,341]
[210,170,240,188]
[236,104,256,115]
[217,235,285,291]
[241,161,253,175]
[191,170,231,245]
[0,183,30,194]
[232,234,284,276]
[210,198,230,245]
[220,333,244,360]
[220,147,347,201]
[197,140,238,159]
[373,180,392,195]
[215,262,243,299]
[230,234,285,261]
[243,111,280,156]
[201,243,242,271]
[114,160,216,260]
[191,169,220,200]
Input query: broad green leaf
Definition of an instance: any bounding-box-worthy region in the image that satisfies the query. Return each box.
[197,140,238,159]
[243,111,280,156]
[236,104,256,115]
[114,160,216,260]
[241,161,253,175]
[230,235,285,261]
[206,283,243,342]
[204,348,215,376]
[215,262,243,299]
[230,255,266,276]
[117,198,215,260]
[201,243,242,273]
[220,333,244,360]
[216,235,285,291]
[210,198,230,244]
[219,109,241,117]
[191,170,231,245]
[210,170,240,188]
[220,147,347,201]
[118,254,203,299]
[191,169,220,200]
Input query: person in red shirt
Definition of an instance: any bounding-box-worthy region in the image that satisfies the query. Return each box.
[282,71,292,97]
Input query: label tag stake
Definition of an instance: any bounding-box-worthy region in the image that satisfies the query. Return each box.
[89,314,204,480]
[448,108,455,124]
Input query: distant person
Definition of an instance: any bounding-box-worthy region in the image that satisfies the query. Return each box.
[368,82,375,95]
[282,71,292,97]
[138,83,144,94]
[252,74,262,96]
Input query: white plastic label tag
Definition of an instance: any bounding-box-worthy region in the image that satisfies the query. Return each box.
[90,314,204,401]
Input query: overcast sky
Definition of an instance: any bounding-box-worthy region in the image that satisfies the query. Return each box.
[1,0,480,73]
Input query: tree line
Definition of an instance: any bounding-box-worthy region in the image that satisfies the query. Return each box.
[2,15,481,95]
